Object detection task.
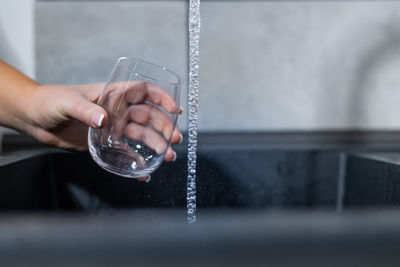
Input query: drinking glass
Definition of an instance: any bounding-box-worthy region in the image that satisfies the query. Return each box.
[88,57,181,178]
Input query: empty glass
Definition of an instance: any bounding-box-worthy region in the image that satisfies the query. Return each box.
[88,57,181,178]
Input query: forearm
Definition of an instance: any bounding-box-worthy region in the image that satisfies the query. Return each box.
[0,60,39,133]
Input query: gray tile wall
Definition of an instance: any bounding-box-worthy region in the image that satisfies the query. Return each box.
[36,1,400,131]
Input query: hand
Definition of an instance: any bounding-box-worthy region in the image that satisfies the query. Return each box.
[24,83,183,157]
[107,81,181,156]
[91,80,183,182]
[0,61,183,182]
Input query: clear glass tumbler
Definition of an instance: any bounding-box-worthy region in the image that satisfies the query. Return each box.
[88,57,181,178]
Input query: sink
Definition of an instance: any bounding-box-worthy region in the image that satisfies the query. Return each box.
[2,132,400,266]
[2,131,400,212]
[0,149,342,211]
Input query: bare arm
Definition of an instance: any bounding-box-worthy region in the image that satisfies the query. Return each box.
[0,60,40,133]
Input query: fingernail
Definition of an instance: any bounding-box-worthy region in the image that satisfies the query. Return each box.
[178,133,183,144]
[172,151,177,162]
[179,107,183,115]
[145,175,151,183]
[93,113,104,128]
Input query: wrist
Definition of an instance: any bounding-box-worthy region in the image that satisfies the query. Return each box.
[19,83,43,134]
[7,83,41,135]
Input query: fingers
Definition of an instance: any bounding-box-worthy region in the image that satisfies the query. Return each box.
[171,127,182,144]
[127,104,175,140]
[122,121,182,157]
[65,97,107,129]
[136,150,177,182]
[142,82,179,114]
[123,122,168,154]
[91,81,182,168]
[137,175,151,183]
[119,82,179,114]
[113,104,181,143]
[164,147,177,162]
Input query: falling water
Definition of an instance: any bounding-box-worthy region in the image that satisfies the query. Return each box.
[187,0,200,223]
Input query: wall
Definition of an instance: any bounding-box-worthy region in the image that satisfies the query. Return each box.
[35,0,400,132]
[3,0,400,135]
[0,0,35,77]
[0,0,35,139]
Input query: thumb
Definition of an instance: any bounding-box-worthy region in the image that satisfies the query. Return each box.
[65,97,107,128]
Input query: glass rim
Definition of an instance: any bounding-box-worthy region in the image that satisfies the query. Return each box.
[117,57,181,86]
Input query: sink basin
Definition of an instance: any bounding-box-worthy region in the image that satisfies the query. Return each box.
[0,149,342,211]
[2,132,400,266]
[2,131,400,212]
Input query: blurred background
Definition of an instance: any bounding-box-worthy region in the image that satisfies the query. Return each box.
[2,0,400,138]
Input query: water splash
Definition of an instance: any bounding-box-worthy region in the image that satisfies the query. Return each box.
[187,0,201,223]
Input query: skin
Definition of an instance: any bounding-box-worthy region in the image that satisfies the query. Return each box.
[0,60,183,181]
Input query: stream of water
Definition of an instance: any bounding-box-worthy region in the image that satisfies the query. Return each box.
[187,0,201,223]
